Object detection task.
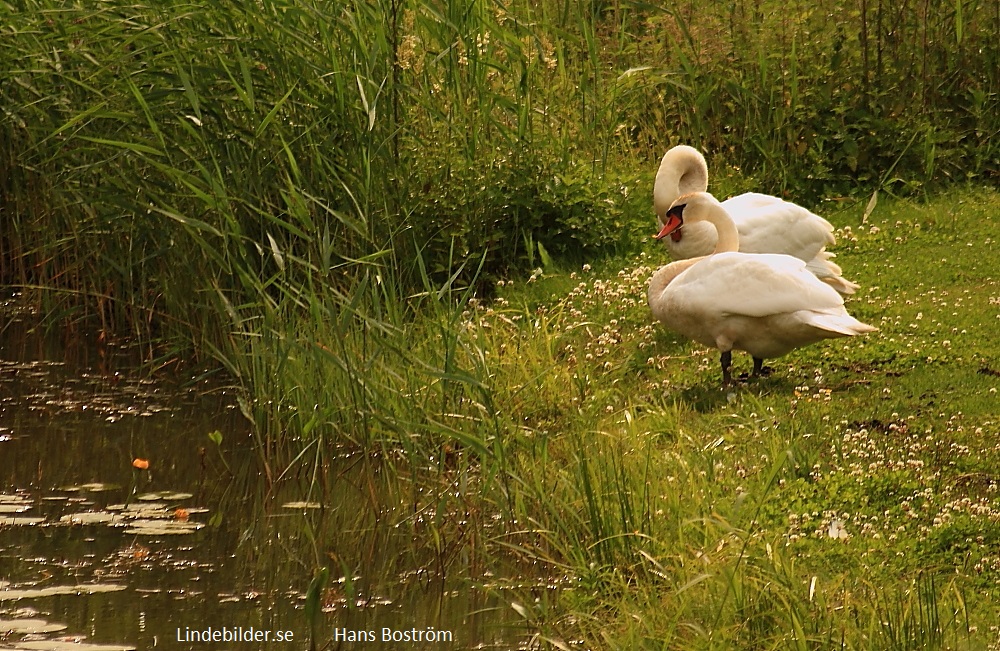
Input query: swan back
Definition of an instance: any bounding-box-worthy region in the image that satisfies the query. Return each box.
[649,251,874,362]
[664,252,844,319]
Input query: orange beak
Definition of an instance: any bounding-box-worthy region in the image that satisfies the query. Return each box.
[653,213,683,240]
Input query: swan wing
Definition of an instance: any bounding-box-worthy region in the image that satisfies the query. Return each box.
[722,192,784,210]
[805,253,861,294]
[672,253,845,318]
[722,196,837,261]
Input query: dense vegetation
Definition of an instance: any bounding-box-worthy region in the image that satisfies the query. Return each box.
[2,0,997,323]
[3,0,1000,647]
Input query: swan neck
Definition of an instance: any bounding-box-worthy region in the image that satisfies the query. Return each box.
[654,149,709,215]
[705,202,740,253]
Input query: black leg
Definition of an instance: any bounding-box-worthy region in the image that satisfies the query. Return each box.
[752,357,773,377]
[721,351,733,386]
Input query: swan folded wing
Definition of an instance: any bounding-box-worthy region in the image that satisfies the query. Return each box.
[673,253,845,318]
[721,192,784,211]
[730,201,837,261]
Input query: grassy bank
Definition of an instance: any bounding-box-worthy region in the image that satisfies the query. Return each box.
[276,187,999,647]
[469,188,1000,648]
[3,0,1000,646]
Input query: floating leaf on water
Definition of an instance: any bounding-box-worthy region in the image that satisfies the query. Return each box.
[0,617,68,634]
[136,491,193,502]
[0,495,31,514]
[0,517,45,526]
[59,512,124,526]
[58,483,117,493]
[123,520,204,535]
[0,504,30,514]
[0,584,127,601]
[77,584,129,595]
[281,501,323,509]
[6,642,136,651]
[106,503,170,516]
[82,482,117,491]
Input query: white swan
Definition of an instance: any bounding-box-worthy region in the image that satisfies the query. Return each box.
[648,192,876,386]
[653,145,859,295]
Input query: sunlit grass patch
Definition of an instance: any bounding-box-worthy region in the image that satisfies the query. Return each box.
[472,189,1000,648]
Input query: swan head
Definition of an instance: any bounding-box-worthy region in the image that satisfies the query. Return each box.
[653,192,738,253]
[653,202,686,242]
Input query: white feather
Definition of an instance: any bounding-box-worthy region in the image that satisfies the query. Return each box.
[652,145,859,294]
[648,193,876,382]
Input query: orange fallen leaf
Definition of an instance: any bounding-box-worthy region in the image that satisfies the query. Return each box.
[132,458,150,469]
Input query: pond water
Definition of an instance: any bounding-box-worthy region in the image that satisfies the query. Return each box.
[0,312,530,650]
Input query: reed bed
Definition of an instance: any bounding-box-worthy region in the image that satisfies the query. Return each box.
[3,0,1000,647]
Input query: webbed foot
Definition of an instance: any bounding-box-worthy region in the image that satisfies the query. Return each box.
[751,357,773,377]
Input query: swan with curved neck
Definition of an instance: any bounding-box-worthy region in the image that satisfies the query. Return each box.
[652,145,859,295]
[648,192,876,386]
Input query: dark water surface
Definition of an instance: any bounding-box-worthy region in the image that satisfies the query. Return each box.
[0,315,526,650]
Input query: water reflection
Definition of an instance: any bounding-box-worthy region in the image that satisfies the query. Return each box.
[0,316,527,649]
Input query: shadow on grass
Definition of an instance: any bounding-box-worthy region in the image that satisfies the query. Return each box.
[675,370,800,412]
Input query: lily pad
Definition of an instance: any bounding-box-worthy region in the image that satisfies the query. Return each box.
[135,491,193,502]
[0,617,68,634]
[123,520,204,535]
[59,512,125,526]
[58,483,118,493]
[4,642,136,651]
[0,516,46,526]
[0,504,30,514]
[0,495,31,514]
[105,503,170,517]
[0,584,128,601]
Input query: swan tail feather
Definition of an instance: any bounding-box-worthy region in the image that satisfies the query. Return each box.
[819,275,861,295]
[805,312,878,337]
[805,255,860,295]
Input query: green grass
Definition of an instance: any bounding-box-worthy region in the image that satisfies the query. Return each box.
[3,0,1000,647]
[447,188,1000,649]
[244,185,999,648]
